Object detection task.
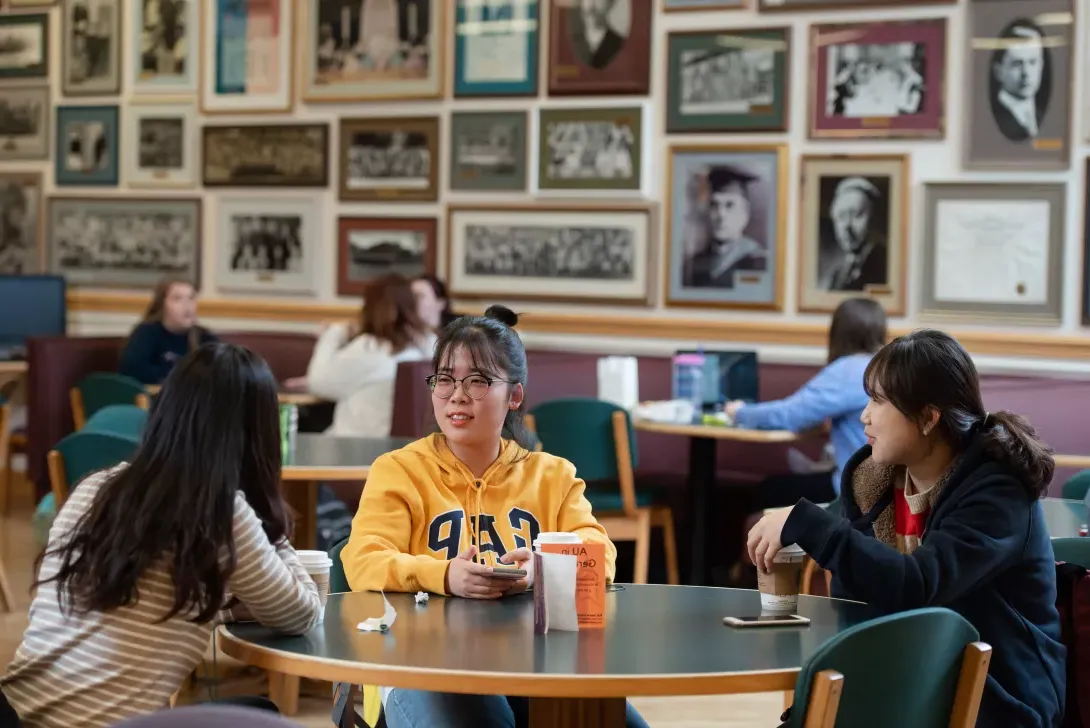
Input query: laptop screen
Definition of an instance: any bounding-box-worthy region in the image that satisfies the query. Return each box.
[677,350,759,406]
[0,275,67,350]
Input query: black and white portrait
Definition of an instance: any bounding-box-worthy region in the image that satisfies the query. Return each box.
[346,129,431,190]
[464,223,635,280]
[64,121,109,173]
[449,112,528,191]
[825,42,925,119]
[347,229,425,280]
[138,0,188,79]
[989,19,1050,142]
[139,117,184,169]
[539,107,642,191]
[64,0,121,95]
[228,215,303,273]
[679,45,775,115]
[0,89,49,161]
[48,198,201,287]
[816,175,890,292]
[0,176,42,274]
[681,166,767,290]
[202,124,329,187]
[567,0,629,71]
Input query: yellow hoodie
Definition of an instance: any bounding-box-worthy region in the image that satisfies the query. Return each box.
[343,434,617,593]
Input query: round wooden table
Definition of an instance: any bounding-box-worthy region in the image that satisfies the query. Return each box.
[219,585,874,728]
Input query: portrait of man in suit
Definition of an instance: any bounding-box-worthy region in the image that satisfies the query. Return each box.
[988,19,1049,143]
[816,176,889,292]
[683,165,768,290]
[567,0,627,71]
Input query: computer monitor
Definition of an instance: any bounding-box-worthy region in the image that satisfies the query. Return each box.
[0,275,67,357]
[677,350,759,407]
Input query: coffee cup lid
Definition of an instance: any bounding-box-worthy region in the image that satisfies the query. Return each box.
[533,532,582,546]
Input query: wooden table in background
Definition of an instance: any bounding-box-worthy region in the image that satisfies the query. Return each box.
[219,586,873,728]
[145,384,323,407]
[632,419,796,586]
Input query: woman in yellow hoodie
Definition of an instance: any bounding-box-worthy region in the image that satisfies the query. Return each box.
[342,305,650,728]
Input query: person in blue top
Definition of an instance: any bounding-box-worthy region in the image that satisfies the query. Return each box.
[119,277,217,385]
[725,297,886,508]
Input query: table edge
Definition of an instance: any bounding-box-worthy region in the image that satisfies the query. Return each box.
[633,420,796,442]
[282,466,371,481]
[216,627,797,697]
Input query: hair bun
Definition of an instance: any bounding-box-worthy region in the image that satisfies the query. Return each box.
[484,304,519,327]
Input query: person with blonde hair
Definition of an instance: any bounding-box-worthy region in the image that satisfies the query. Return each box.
[119,276,216,385]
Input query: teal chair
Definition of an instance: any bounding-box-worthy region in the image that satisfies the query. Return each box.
[1053,537,1090,568]
[1062,470,1090,501]
[328,537,351,595]
[787,608,991,728]
[47,430,140,508]
[527,398,679,584]
[70,373,149,430]
[83,404,148,440]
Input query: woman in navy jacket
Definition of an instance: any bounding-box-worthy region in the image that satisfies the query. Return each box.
[749,329,1066,728]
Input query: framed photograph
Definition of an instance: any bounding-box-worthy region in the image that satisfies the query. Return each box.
[666,27,790,133]
[922,183,1066,325]
[0,172,44,274]
[215,197,319,295]
[965,0,1073,170]
[131,0,199,95]
[301,0,443,102]
[810,19,946,140]
[758,0,953,9]
[447,204,654,305]
[337,216,437,297]
[202,124,329,187]
[339,116,438,202]
[54,105,120,187]
[454,0,538,97]
[47,197,202,288]
[449,111,528,192]
[61,0,121,96]
[664,0,745,9]
[665,144,786,310]
[0,13,49,81]
[124,103,197,188]
[0,87,50,161]
[4,2,60,6]
[537,106,643,193]
[797,155,908,316]
[548,0,651,96]
[200,0,293,114]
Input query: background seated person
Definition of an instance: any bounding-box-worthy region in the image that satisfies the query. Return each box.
[119,277,217,385]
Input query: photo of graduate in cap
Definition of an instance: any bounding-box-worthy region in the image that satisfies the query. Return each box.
[683,164,767,289]
[816,175,890,292]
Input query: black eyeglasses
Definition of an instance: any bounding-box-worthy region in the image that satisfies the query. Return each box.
[425,374,516,400]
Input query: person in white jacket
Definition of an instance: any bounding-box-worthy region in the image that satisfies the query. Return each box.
[306,274,437,437]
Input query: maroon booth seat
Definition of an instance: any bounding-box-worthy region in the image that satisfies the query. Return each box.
[25,331,316,497]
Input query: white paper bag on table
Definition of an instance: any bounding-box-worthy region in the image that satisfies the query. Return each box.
[533,551,579,634]
[597,356,639,410]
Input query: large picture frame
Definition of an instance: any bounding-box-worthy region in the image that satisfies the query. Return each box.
[54,105,120,187]
[447,203,655,305]
[666,27,790,134]
[202,123,330,187]
[0,172,44,274]
[0,87,50,161]
[454,0,538,97]
[337,216,437,297]
[536,106,644,193]
[922,182,1066,325]
[796,155,909,316]
[338,116,439,202]
[964,0,1073,171]
[809,19,947,140]
[547,0,652,96]
[449,111,528,192]
[215,196,320,295]
[47,196,202,288]
[131,0,199,95]
[200,0,293,114]
[0,13,49,81]
[665,144,787,310]
[61,0,122,96]
[124,102,198,188]
[300,0,444,102]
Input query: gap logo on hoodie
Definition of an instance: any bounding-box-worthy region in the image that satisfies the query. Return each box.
[429,509,542,559]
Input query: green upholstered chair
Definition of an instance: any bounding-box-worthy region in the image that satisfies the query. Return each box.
[70,372,149,430]
[83,404,148,440]
[47,430,140,508]
[1062,470,1090,502]
[328,537,351,595]
[1052,537,1090,568]
[787,607,991,728]
[527,397,679,584]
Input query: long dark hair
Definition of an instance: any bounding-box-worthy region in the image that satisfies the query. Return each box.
[37,343,290,623]
[827,297,887,364]
[863,329,1054,497]
[433,304,535,451]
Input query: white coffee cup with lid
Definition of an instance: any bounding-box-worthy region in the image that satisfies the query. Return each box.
[533,532,582,551]
[757,543,807,613]
[295,550,333,621]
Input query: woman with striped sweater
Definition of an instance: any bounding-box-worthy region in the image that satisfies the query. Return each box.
[0,343,322,728]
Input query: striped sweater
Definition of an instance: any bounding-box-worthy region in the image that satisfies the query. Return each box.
[1,467,322,728]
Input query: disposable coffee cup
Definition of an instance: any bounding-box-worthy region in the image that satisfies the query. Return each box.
[757,544,806,613]
[533,532,582,551]
[295,550,333,617]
